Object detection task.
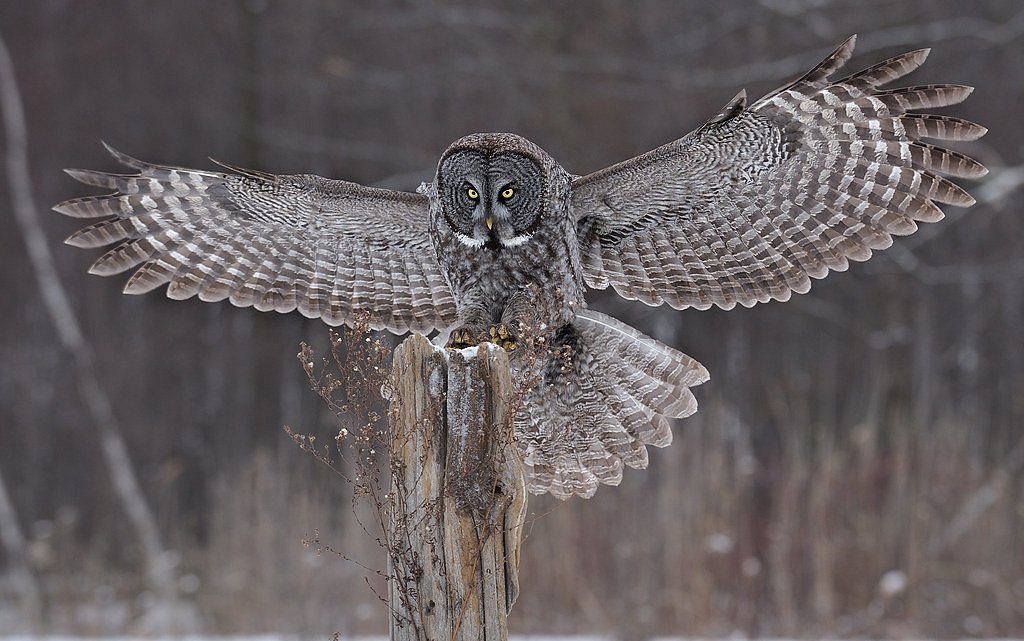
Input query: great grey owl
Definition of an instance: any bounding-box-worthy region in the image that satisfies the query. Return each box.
[56,37,986,499]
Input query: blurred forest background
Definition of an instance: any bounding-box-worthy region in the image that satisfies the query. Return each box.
[1,0,1022,638]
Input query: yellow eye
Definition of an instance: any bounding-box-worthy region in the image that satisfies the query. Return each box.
[501,187,514,199]
[466,187,479,200]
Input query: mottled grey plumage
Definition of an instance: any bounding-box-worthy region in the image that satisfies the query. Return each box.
[427,133,583,346]
[56,36,986,499]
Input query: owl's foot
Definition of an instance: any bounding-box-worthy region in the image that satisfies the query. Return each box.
[446,324,518,351]
[447,327,479,349]
[487,323,518,351]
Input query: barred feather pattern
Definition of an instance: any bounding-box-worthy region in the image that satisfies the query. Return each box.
[54,36,987,501]
[54,144,459,333]
[571,35,987,310]
[515,309,709,499]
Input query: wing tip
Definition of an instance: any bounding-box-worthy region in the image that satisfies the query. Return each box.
[64,229,93,248]
[100,141,152,172]
[208,156,271,180]
[87,261,119,277]
[693,361,711,386]
[705,89,748,127]
[900,46,932,67]
[64,167,93,182]
[807,34,858,83]
[831,33,858,66]
[52,197,105,219]
[123,281,153,295]
[51,200,75,217]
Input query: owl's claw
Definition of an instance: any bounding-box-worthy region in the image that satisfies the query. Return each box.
[447,324,518,351]
[487,324,518,351]
[447,328,478,349]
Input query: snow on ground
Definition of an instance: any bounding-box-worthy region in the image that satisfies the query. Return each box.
[3,637,1024,641]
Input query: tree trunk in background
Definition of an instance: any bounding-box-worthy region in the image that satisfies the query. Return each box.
[0,33,199,632]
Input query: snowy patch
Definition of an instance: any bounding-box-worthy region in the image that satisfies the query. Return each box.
[878,569,908,596]
[428,361,445,397]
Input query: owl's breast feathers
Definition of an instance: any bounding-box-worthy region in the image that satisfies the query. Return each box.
[432,212,584,327]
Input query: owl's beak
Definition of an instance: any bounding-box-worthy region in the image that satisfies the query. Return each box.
[485,216,494,230]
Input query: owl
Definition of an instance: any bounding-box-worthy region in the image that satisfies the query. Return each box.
[56,37,986,499]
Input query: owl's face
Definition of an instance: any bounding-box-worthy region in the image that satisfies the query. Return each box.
[437,148,545,250]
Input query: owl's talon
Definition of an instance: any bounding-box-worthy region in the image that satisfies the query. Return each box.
[447,328,479,349]
[484,324,517,351]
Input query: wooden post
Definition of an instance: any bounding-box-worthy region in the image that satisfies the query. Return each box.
[388,335,527,641]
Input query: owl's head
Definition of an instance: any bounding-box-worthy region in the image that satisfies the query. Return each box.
[434,132,569,250]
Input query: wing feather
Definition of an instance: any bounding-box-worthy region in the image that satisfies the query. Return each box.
[56,145,457,333]
[571,36,986,309]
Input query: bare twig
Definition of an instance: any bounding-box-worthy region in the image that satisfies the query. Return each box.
[976,164,1024,206]
[928,436,1024,557]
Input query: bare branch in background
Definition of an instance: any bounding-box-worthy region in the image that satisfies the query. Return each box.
[0,31,199,632]
[977,164,1024,205]
[928,436,1024,558]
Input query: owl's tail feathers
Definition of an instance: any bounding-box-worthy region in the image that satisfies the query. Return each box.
[516,309,709,500]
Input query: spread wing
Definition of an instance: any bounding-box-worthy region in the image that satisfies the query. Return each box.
[571,35,988,310]
[55,144,458,334]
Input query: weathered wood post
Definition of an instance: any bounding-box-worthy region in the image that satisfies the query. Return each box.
[388,334,528,641]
